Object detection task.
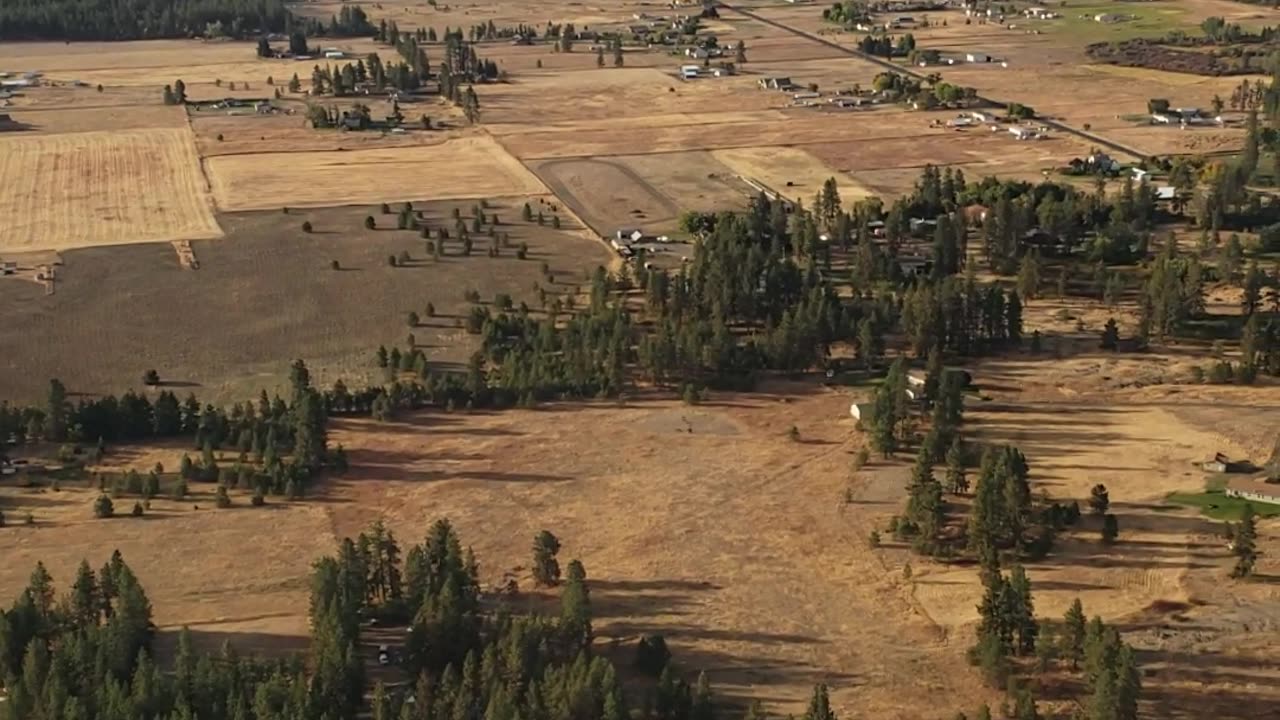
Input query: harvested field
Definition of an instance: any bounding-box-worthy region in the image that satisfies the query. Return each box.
[713,146,873,203]
[0,200,612,405]
[6,103,187,134]
[532,157,681,236]
[0,128,221,252]
[498,109,939,160]
[205,136,547,211]
[617,152,756,216]
[190,105,467,158]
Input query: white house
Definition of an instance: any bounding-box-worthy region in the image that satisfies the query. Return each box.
[1009,125,1039,140]
[1225,478,1280,506]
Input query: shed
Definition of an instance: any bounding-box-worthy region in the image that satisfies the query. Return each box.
[1224,478,1280,506]
[1203,453,1230,474]
[966,52,993,63]
[850,402,874,421]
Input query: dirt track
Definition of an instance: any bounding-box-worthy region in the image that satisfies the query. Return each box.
[532,156,682,236]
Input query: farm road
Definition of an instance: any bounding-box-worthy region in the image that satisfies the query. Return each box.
[717,2,1151,161]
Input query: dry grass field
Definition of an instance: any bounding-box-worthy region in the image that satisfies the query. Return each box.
[714,146,874,201]
[0,200,612,404]
[205,135,547,211]
[0,128,222,252]
[4,360,1276,718]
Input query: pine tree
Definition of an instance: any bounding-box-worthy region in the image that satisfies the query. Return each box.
[1064,598,1086,670]
[1089,484,1110,515]
[945,436,968,494]
[560,559,592,651]
[531,530,561,586]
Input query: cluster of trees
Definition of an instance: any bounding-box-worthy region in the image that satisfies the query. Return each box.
[0,362,334,494]
[967,568,1142,720]
[857,33,915,59]
[161,79,187,106]
[0,550,364,720]
[310,53,425,96]
[821,0,870,26]
[868,72,978,112]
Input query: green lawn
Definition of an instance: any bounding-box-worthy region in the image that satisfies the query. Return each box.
[1166,476,1280,520]
[1044,1,1193,42]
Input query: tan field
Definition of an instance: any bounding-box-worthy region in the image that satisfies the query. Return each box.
[0,128,222,252]
[714,146,874,202]
[205,135,548,211]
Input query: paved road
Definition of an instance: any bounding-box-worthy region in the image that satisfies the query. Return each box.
[717,2,1151,161]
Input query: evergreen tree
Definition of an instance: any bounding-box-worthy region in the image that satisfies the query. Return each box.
[531,530,561,586]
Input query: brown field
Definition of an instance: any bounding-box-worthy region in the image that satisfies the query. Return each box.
[0,128,222,252]
[204,135,547,211]
[4,358,1278,718]
[5,103,187,134]
[713,146,874,202]
[0,200,612,405]
[3,2,1278,716]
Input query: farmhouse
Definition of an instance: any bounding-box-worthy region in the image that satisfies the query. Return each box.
[758,77,794,90]
[1224,478,1280,506]
[897,254,932,277]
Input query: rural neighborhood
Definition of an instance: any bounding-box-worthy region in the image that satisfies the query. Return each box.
[0,0,1279,719]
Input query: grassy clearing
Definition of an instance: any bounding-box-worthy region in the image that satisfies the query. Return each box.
[1046,1,1192,42]
[1166,476,1280,520]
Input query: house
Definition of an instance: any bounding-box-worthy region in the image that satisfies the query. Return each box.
[686,47,711,59]
[1130,167,1151,182]
[793,91,820,100]
[616,229,645,243]
[1154,186,1177,202]
[970,110,995,123]
[323,50,346,59]
[1009,125,1039,140]
[947,116,976,127]
[680,65,700,79]
[850,402,875,421]
[966,52,993,63]
[831,97,863,108]
[1224,478,1280,506]
[1203,453,1230,473]
[758,77,793,90]
[1086,151,1121,174]
[898,254,932,277]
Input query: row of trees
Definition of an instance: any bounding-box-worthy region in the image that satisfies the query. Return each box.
[0,0,373,41]
[0,361,333,480]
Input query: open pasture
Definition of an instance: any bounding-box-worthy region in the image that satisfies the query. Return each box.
[713,146,874,202]
[0,199,612,405]
[5,103,187,134]
[204,135,546,211]
[0,128,221,252]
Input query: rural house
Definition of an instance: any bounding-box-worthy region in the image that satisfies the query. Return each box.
[966,52,993,63]
[1224,478,1280,506]
[1202,453,1234,473]
[849,402,874,421]
[758,77,793,90]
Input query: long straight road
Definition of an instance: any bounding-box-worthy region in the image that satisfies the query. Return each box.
[717,2,1151,161]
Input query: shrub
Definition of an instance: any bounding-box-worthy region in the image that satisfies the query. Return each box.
[143,368,160,385]
[216,133,224,142]
[131,502,144,517]
[517,243,529,260]
[425,302,435,317]
[94,494,114,518]
[365,216,376,230]
[331,259,340,271]
[388,254,398,267]
[407,311,420,326]
[381,202,391,214]
[868,530,881,547]
[215,486,232,508]
[788,425,800,441]
[634,635,671,677]
[302,221,313,233]
[251,490,266,506]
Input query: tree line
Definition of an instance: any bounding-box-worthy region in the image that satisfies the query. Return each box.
[0,361,335,490]
[0,0,372,41]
